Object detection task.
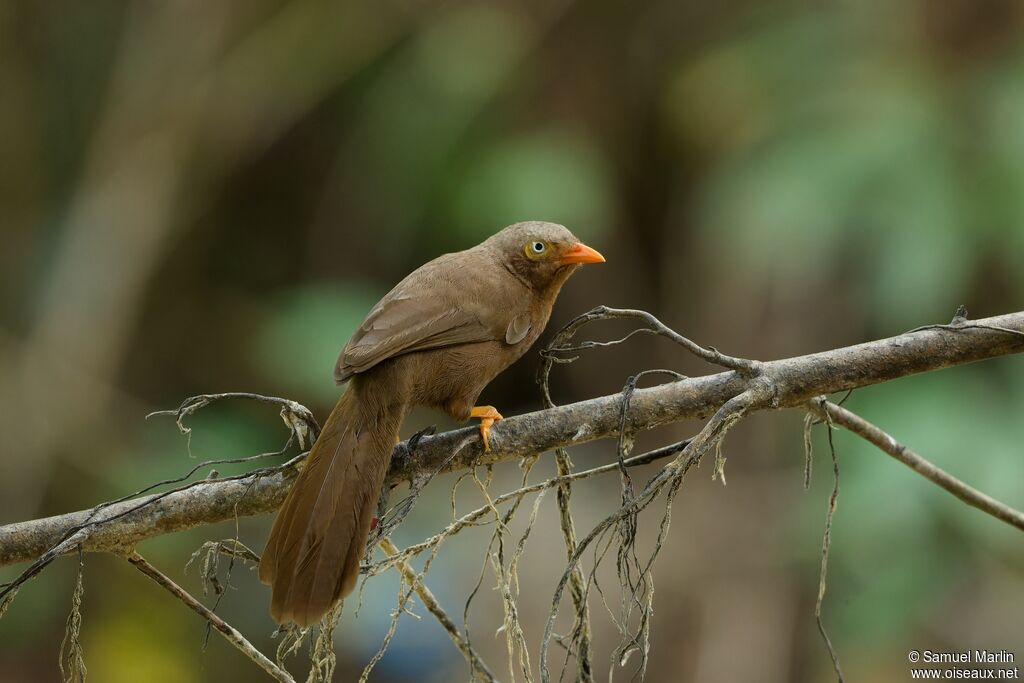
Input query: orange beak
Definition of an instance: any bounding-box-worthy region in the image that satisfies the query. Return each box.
[559,241,606,265]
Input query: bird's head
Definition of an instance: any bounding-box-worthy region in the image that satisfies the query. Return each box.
[485,221,605,292]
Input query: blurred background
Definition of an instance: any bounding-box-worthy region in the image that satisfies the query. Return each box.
[2,0,1023,681]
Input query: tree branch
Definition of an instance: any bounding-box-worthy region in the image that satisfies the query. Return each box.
[807,398,1024,532]
[127,551,295,683]
[2,309,1023,569]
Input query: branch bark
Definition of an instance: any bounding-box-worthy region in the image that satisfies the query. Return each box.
[2,310,1023,569]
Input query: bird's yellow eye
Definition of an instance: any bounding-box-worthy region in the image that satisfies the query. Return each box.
[525,241,548,259]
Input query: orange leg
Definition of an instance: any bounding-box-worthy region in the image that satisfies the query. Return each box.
[469,405,504,451]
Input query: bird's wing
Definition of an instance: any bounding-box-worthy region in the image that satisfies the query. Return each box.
[334,253,518,382]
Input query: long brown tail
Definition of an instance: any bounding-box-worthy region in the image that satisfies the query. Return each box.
[259,380,402,626]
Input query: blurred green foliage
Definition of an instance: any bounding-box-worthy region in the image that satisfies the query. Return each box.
[451,128,613,241]
[254,282,383,403]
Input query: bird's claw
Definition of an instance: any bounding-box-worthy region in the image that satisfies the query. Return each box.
[469,405,503,451]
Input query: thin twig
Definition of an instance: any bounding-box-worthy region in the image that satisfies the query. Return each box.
[378,537,497,682]
[539,305,759,376]
[809,401,844,682]
[127,552,294,683]
[808,401,1024,532]
[146,391,321,448]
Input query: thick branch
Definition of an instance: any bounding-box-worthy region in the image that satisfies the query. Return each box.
[2,310,1023,568]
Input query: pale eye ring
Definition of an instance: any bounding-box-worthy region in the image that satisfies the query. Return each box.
[530,241,546,254]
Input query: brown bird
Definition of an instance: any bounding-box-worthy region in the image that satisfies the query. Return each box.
[258,221,605,626]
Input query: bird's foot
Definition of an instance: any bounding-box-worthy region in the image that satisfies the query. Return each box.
[469,405,503,451]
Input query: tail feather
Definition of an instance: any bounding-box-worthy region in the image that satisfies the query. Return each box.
[259,384,400,627]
